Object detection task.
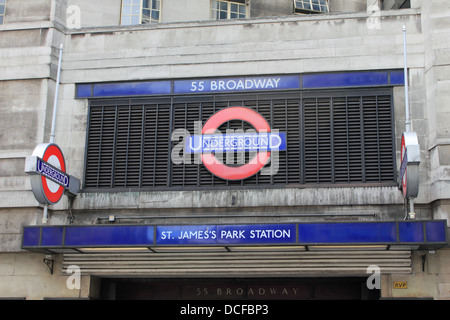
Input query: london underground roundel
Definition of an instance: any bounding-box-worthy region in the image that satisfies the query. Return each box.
[399,132,420,199]
[401,134,407,196]
[198,107,282,181]
[29,143,67,205]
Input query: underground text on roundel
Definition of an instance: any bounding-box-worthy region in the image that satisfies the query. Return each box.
[185,132,286,153]
[36,157,69,188]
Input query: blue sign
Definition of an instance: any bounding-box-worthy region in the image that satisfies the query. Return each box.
[22,221,447,250]
[64,225,154,247]
[76,71,407,99]
[156,224,297,246]
[76,81,171,98]
[185,132,287,154]
[173,76,300,94]
[302,72,390,89]
[298,222,397,244]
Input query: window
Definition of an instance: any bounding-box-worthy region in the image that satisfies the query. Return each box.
[121,0,160,25]
[84,89,396,190]
[211,0,247,20]
[0,0,6,25]
[381,0,410,10]
[294,0,329,14]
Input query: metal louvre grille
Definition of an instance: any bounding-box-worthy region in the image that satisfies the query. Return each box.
[84,90,395,190]
[302,93,395,184]
[85,99,172,189]
[62,250,412,277]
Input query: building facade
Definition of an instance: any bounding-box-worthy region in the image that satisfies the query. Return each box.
[0,0,449,300]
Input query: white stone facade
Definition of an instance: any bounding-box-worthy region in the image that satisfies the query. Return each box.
[0,0,449,300]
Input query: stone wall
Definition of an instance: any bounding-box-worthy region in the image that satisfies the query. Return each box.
[0,5,434,250]
[421,1,450,218]
[0,0,449,300]
[0,252,98,299]
[382,249,450,299]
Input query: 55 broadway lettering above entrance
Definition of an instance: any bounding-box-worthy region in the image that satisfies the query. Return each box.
[110,279,374,300]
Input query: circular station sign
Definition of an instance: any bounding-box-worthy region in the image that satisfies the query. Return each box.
[29,143,67,205]
[201,107,272,181]
[399,132,420,199]
[401,134,408,196]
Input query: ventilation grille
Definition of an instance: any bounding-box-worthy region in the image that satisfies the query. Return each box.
[303,94,395,184]
[85,90,395,190]
[62,250,411,277]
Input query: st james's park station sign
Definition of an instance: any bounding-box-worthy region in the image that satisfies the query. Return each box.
[22,221,447,250]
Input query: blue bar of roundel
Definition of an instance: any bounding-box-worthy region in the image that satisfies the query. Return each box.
[41,227,64,246]
[217,224,296,245]
[93,81,171,97]
[298,222,397,243]
[65,226,154,246]
[398,222,424,242]
[303,72,389,88]
[185,132,287,153]
[426,221,447,242]
[278,132,287,151]
[37,158,70,188]
[22,227,41,247]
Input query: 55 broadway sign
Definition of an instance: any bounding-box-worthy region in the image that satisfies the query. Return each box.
[172,107,286,180]
[173,75,300,94]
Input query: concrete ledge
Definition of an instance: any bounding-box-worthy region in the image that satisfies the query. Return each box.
[73,186,404,210]
[64,8,422,35]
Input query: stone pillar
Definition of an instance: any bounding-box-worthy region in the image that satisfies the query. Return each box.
[421,0,450,223]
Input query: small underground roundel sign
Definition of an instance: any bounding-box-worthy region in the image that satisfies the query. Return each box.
[185,107,286,181]
[27,143,69,205]
[399,132,420,198]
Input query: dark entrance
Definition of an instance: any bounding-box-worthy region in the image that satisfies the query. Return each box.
[100,278,380,300]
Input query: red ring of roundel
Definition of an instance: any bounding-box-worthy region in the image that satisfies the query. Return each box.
[200,107,272,181]
[40,145,66,204]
